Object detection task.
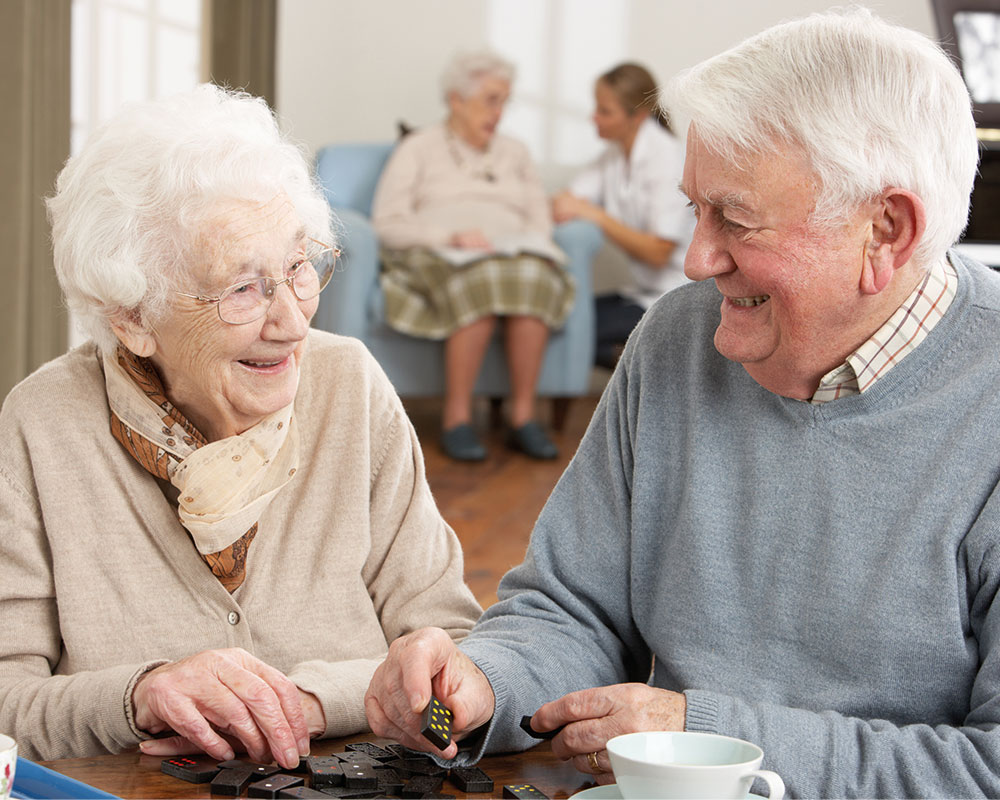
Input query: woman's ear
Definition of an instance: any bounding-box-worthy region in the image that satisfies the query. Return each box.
[860,188,927,295]
[109,310,157,357]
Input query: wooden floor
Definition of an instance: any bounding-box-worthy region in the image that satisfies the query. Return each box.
[402,395,601,608]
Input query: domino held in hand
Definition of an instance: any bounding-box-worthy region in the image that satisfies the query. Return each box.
[519,714,565,740]
[420,694,454,750]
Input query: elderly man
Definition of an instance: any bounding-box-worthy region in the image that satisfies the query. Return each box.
[365,8,1000,797]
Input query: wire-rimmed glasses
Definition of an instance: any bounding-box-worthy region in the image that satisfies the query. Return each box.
[176,238,340,325]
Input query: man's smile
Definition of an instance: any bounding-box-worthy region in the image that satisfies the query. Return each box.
[729,294,770,307]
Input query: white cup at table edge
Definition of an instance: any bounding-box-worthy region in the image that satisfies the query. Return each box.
[606,730,784,800]
[0,734,16,800]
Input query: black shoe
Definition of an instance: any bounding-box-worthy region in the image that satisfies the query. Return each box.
[506,421,558,460]
[441,423,487,461]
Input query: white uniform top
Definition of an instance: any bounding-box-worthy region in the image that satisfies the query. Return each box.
[570,118,694,308]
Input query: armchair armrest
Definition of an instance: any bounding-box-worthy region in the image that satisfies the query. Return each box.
[555,218,604,263]
[552,219,603,386]
[313,207,381,339]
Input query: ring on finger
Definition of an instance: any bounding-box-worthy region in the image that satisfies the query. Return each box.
[587,751,602,772]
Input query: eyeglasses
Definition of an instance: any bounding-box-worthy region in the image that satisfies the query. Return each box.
[176,238,340,325]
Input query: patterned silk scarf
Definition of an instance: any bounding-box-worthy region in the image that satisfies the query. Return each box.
[104,347,299,592]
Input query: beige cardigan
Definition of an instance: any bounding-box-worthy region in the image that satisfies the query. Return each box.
[0,331,482,760]
[372,122,552,249]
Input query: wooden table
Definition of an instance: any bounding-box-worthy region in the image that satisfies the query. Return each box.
[37,734,598,799]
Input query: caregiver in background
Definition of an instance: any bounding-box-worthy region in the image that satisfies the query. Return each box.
[553,62,693,369]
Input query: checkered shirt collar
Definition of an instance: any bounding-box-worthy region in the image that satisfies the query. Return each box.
[811,256,957,405]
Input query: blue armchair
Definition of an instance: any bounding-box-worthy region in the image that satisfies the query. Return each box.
[312,142,603,428]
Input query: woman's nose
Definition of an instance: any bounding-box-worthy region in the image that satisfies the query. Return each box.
[262,281,310,338]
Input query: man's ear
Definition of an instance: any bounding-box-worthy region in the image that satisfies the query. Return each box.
[109,310,157,357]
[860,188,927,295]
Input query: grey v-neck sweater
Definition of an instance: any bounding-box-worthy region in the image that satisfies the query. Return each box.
[461,253,1000,797]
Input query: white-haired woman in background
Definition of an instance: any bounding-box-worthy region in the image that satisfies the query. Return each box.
[0,84,480,764]
[372,50,574,462]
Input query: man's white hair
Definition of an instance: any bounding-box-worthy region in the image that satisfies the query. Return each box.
[46,83,334,353]
[440,49,516,99]
[662,6,979,267]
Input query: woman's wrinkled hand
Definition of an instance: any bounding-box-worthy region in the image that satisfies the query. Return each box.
[449,229,493,250]
[364,626,495,759]
[132,648,311,769]
[137,687,326,762]
[529,683,686,784]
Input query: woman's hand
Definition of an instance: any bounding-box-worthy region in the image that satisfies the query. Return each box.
[552,192,600,224]
[132,648,311,769]
[449,229,493,250]
[364,627,495,759]
[530,683,686,784]
[138,688,325,761]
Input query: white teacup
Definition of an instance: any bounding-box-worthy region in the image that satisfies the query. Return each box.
[607,731,784,800]
[0,734,16,800]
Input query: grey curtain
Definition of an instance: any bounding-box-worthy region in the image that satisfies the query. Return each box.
[0,0,71,401]
[207,0,278,108]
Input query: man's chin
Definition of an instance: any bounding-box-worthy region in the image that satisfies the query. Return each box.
[713,330,768,365]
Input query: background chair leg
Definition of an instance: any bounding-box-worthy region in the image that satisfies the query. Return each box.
[489,396,504,430]
[551,397,572,432]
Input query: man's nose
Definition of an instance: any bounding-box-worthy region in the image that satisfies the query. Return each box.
[684,222,735,282]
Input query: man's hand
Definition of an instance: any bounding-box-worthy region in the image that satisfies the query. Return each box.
[132,648,311,769]
[449,229,493,250]
[364,627,495,759]
[529,684,686,784]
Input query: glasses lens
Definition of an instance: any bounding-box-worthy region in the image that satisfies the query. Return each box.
[218,278,273,324]
[292,245,337,301]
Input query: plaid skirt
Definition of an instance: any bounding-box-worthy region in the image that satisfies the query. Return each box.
[380,248,576,340]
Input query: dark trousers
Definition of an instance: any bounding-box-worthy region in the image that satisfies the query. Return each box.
[595,292,646,370]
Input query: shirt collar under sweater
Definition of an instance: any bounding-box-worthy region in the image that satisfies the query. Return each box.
[811,255,957,404]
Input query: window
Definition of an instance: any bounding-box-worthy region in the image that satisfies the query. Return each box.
[487,0,627,172]
[71,0,202,155]
[954,11,1000,104]
[69,0,202,347]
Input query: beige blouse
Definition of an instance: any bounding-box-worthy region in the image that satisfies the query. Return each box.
[372,122,552,249]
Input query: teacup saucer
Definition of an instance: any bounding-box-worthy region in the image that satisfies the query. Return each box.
[569,785,622,799]
[569,785,765,799]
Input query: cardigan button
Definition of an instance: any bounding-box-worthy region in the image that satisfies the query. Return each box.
[227,611,240,625]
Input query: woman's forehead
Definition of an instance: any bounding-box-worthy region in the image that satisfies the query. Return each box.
[472,74,510,97]
[195,195,304,276]
[204,194,300,245]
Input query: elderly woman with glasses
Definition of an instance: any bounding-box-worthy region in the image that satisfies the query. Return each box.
[372,50,575,462]
[0,84,481,765]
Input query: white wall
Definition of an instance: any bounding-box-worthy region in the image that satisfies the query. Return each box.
[276,0,936,175]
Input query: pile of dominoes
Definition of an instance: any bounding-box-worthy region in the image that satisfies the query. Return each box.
[160,746,549,798]
[159,697,551,798]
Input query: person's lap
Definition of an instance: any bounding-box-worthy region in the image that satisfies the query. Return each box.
[381,249,574,339]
